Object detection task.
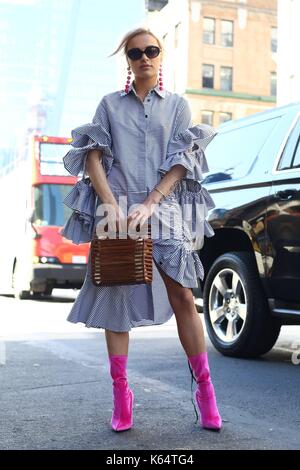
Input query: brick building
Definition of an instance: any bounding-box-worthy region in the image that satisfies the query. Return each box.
[147,0,277,126]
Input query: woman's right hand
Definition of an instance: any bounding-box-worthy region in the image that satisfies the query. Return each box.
[95,203,127,238]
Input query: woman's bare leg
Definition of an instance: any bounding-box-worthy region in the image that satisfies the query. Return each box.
[105,329,133,432]
[154,262,206,356]
[105,330,129,356]
[152,262,222,430]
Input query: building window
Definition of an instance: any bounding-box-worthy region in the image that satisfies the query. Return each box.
[221,20,233,47]
[271,27,277,53]
[203,17,215,45]
[202,64,214,88]
[270,72,277,96]
[219,112,232,124]
[201,111,214,126]
[174,22,181,49]
[220,66,232,91]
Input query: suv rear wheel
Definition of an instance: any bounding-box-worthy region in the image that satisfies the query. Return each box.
[203,251,281,358]
[12,261,31,300]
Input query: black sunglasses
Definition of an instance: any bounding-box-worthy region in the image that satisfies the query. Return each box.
[126,45,161,61]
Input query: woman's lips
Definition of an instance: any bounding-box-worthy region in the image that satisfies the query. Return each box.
[140,64,152,69]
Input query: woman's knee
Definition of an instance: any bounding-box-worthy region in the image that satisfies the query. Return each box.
[168,287,195,310]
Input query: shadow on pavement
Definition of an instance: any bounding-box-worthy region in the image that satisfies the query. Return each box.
[0,293,76,303]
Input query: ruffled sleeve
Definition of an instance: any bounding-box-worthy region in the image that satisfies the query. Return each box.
[158,98,217,251]
[161,124,217,180]
[158,98,217,180]
[63,97,113,177]
[61,98,113,244]
[59,177,97,244]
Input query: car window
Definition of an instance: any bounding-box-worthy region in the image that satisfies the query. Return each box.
[277,116,300,170]
[293,139,300,167]
[204,117,280,183]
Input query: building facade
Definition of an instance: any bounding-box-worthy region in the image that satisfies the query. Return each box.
[277,0,300,105]
[147,0,277,126]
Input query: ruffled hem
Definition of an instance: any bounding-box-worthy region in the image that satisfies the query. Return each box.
[173,179,215,210]
[63,122,113,177]
[152,239,204,287]
[66,258,174,331]
[160,179,215,250]
[158,124,217,181]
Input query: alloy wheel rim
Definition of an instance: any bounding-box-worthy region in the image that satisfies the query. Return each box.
[208,268,247,343]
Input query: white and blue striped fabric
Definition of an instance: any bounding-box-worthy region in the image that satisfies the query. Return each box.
[62,83,217,332]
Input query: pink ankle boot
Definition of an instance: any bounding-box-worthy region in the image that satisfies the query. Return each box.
[109,354,134,432]
[188,352,222,431]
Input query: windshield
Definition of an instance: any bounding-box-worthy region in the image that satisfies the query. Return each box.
[40,142,72,176]
[33,184,73,226]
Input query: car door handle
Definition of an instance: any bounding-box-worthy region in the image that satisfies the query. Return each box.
[275,189,298,200]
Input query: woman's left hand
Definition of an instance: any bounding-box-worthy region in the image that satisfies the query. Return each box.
[127,199,158,231]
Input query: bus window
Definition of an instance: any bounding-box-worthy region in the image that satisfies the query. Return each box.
[40,143,72,176]
[33,184,73,226]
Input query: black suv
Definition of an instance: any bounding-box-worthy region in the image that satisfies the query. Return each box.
[195,102,300,358]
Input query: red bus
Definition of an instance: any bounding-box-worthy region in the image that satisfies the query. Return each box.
[0,134,89,299]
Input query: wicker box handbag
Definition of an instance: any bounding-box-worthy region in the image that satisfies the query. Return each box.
[90,224,153,286]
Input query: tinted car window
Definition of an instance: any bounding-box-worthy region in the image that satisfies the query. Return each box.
[204,117,280,182]
[293,140,300,167]
[277,116,300,170]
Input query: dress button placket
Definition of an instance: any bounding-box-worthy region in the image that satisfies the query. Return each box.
[144,95,151,123]
[144,94,151,190]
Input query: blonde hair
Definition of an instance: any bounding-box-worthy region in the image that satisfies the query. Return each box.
[109,27,164,57]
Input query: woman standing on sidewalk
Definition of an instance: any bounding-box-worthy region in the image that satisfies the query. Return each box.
[63,28,222,432]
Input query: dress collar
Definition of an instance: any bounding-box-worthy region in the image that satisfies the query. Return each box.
[119,82,166,99]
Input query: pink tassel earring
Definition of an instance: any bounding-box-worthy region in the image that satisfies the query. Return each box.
[158,64,164,91]
[125,66,132,94]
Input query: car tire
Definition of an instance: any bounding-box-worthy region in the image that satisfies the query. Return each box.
[203,251,281,358]
[12,262,31,300]
[44,286,53,296]
[32,287,53,298]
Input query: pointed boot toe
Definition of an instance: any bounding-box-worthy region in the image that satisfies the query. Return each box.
[111,387,134,432]
[195,385,222,431]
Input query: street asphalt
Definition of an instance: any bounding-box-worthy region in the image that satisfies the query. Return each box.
[0,289,299,450]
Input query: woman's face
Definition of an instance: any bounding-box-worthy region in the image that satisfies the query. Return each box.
[126,34,162,82]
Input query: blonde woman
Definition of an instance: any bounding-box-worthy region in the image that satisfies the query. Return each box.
[63,28,222,432]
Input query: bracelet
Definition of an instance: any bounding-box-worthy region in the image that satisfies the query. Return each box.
[154,187,166,198]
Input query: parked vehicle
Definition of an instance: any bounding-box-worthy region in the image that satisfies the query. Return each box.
[195,102,300,358]
[0,134,89,299]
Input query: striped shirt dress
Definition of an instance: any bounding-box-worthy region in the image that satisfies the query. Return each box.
[62,83,217,332]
